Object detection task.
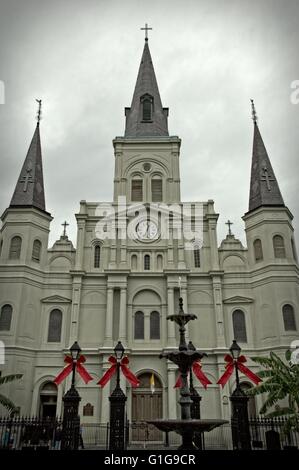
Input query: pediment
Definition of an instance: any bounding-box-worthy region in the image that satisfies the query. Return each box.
[223,296,254,304]
[41,295,72,304]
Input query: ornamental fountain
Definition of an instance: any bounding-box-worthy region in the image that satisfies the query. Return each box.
[147,298,227,450]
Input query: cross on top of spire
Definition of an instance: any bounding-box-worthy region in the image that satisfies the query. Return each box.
[251,99,258,124]
[36,99,42,124]
[61,221,69,238]
[225,219,234,236]
[140,23,152,41]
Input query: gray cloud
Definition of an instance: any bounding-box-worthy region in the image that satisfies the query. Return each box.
[0,0,298,249]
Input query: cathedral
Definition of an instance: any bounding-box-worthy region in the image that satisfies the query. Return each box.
[0,34,298,437]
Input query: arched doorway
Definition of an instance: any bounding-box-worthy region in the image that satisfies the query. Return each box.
[39,382,58,418]
[132,372,163,441]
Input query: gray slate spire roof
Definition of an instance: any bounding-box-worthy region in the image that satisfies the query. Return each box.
[10,123,46,212]
[248,121,285,213]
[125,39,169,137]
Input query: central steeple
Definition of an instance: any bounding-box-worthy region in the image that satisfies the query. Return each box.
[124,36,169,137]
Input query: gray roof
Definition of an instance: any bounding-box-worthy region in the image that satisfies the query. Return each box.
[125,40,169,137]
[248,122,284,213]
[10,123,46,212]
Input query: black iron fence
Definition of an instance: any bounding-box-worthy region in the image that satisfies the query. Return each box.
[0,416,63,450]
[0,415,298,450]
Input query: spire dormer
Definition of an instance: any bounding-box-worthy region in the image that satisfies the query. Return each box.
[124,35,169,138]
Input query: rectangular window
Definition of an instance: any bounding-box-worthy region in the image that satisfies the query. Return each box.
[131,179,143,201]
[151,179,162,202]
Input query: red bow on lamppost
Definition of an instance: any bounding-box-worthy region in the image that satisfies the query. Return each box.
[217,340,262,388]
[54,341,93,386]
[174,361,212,389]
[98,343,140,388]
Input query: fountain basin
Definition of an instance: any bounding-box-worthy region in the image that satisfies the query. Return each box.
[147,419,228,435]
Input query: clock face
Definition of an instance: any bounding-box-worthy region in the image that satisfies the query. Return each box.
[136,220,159,241]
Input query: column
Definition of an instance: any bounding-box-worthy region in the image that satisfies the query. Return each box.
[181,287,189,341]
[167,287,176,347]
[208,219,220,271]
[70,277,82,344]
[75,219,86,270]
[119,287,127,345]
[212,276,225,348]
[100,363,111,423]
[104,287,114,347]
[167,365,177,419]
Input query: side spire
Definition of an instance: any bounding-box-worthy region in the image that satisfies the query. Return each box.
[10,100,46,212]
[124,27,169,137]
[248,100,284,213]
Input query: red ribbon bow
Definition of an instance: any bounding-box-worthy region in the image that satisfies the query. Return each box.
[97,356,140,388]
[54,355,93,386]
[174,361,212,389]
[217,354,262,387]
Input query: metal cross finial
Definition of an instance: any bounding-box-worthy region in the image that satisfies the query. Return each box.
[250,98,258,124]
[36,99,42,124]
[226,219,233,236]
[61,221,69,238]
[140,23,152,41]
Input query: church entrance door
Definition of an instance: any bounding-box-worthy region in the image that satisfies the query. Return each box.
[132,373,163,442]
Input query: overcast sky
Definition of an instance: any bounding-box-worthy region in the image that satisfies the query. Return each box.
[0,0,298,249]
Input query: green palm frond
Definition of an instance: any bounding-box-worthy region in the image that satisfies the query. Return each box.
[0,374,23,385]
[0,393,17,413]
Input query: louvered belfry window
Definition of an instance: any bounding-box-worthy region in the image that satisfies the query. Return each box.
[32,239,42,262]
[142,98,152,121]
[254,239,263,262]
[9,236,22,259]
[134,311,144,339]
[144,254,150,270]
[194,246,201,268]
[131,179,143,201]
[94,245,101,268]
[232,309,247,342]
[151,178,162,202]
[283,304,297,331]
[150,311,160,339]
[47,309,62,342]
[0,304,12,331]
[273,235,286,258]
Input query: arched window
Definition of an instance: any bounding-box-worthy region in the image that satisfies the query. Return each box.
[273,235,286,258]
[151,177,162,202]
[134,311,144,339]
[282,304,297,331]
[9,236,22,259]
[47,309,62,342]
[0,304,12,331]
[32,239,42,262]
[150,311,160,339]
[144,254,150,270]
[131,254,137,270]
[194,246,201,268]
[232,309,247,343]
[253,239,263,262]
[94,245,101,268]
[131,179,143,202]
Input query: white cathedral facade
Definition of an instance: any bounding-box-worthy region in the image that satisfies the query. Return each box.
[0,37,299,431]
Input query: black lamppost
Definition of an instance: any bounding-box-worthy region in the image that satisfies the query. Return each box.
[61,341,82,450]
[229,340,251,450]
[188,341,202,450]
[109,341,127,450]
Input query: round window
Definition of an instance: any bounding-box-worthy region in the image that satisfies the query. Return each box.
[143,163,152,172]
